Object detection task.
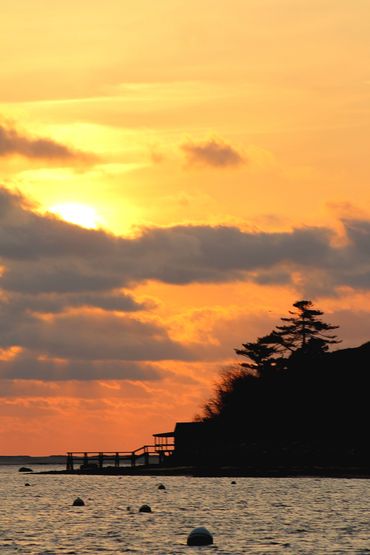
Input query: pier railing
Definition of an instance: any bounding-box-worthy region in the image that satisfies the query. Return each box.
[66,442,175,471]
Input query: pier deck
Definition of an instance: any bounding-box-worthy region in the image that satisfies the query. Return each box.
[66,443,175,471]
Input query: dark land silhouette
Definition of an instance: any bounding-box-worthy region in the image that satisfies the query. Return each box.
[55,300,370,477]
[191,301,370,471]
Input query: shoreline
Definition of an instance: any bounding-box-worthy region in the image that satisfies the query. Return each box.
[38,465,370,479]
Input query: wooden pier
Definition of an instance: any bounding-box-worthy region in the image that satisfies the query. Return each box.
[66,441,175,471]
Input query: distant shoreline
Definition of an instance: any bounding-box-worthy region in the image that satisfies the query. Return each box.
[38,465,370,479]
[0,456,65,466]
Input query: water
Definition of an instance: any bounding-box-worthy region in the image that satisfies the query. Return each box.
[0,466,369,554]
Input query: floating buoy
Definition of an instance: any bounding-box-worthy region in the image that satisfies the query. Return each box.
[231,480,236,485]
[25,483,31,487]
[139,504,152,513]
[73,497,85,506]
[187,527,213,546]
[158,484,166,490]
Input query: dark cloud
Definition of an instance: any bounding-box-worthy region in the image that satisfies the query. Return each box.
[0,353,163,381]
[0,223,333,292]
[2,187,370,381]
[0,124,91,162]
[0,300,192,381]
[181,139,244,167]
[5,312,191,361]
[253,270,293,286]
[1,187,370,295]
[1,290,149,314]
[2,261,123,293]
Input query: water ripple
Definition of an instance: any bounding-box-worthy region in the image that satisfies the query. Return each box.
[0,467,369,553]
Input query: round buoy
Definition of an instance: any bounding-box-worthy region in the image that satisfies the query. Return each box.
[231,480,236,485]
[25,483,31,487]
[139,504,152,513]
[158,484,166,490]
[187,527,213,546]
[73,497,85,506]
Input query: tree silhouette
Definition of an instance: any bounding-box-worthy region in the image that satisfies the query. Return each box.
[235,300,340,375]
[194,303,370,469]
[268,300,341,356]
[202,299,342,429]
[235,336,279,376]
[199,367,246,421]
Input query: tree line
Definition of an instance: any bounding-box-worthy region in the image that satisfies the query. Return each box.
[196,301,369,468]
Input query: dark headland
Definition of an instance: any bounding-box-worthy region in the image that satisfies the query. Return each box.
[41,340,370,479]
[42,301,370,479]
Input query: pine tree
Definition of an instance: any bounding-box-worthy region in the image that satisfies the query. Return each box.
[269,300,341,356]
[235,300,341,375]
[235,336,279,376]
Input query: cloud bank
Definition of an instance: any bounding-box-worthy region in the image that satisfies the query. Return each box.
[1,187,370,381]
[1,187,370,294]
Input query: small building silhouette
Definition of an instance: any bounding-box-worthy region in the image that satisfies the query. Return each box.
[153,421,213,465]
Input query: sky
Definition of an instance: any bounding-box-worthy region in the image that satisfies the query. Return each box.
[1,0,370,454]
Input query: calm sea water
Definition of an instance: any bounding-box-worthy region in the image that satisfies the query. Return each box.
[0,465,369,554]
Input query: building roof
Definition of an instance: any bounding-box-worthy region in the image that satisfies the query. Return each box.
[174,422,206,432]
[153,421,208,438]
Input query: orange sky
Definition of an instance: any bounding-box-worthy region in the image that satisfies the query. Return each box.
[1,0,370,454]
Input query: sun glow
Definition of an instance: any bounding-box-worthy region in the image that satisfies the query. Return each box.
[50,203,103,229]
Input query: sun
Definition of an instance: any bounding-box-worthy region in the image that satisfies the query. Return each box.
[50,203,103,229]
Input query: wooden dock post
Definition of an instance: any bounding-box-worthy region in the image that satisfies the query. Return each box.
[66,452,74,471]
